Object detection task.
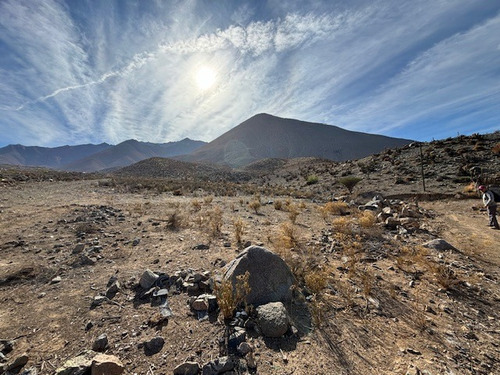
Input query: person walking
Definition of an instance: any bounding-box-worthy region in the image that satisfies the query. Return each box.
[478,185,499,230]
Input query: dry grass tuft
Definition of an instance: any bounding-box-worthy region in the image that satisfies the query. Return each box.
[233,217,246,245]
[215,271,251,320]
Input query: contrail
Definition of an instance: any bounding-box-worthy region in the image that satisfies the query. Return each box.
[11,51,154,111]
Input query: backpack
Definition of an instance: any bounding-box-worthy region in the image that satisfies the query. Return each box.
[490,188,500,203]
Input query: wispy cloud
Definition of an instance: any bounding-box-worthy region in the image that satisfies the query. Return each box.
[0,0,499,147]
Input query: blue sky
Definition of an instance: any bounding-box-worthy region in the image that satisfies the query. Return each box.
[1,0,499,147]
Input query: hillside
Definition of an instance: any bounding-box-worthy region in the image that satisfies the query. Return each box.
[179,113,413,167]
[114,157,250,183]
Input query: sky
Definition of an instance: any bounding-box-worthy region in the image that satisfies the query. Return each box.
[1,0,499,148]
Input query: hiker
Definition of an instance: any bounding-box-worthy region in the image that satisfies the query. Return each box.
[478,185,499,230]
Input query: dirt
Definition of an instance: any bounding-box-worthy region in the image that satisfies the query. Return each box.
[1,179,499,375]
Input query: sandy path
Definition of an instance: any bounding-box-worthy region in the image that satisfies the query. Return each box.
[421,199,500,267]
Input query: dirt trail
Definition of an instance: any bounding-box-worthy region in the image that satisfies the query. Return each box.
[421,199,500,267]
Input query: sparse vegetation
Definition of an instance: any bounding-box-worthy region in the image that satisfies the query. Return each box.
[338,176,362,193]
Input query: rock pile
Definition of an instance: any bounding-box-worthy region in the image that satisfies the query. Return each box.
[359,195,432,231]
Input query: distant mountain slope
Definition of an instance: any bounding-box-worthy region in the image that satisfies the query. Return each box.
[0,143,111,168]
[179,113,413,167]
[63,138,206,172]
[114,157,250,182]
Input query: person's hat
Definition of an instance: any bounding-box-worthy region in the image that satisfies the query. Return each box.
[478,185,487,191]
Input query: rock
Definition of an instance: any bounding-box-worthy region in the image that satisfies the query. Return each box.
[105,281,120,299]
[132,238,140,246]
[228,329,246,351]
[51,276,62,284]
[91,296,106,308]
[143,336,164,356]
[4,353,28,372]
[256,302,289,337]
[173,361,200,375]
[193,244,210,250]
[385,217,400,229]
[223,246,295,306]
[202,356,234,375]
[55,350,94,375]
[140,269,159,289]
[91,354,124,375]
[237,342,252,356]
[191,298,209,311]
[72,243,85,254]
[423,239,457,251]
[92,334,108,352]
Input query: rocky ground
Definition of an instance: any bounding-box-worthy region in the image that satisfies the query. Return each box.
[1,132,499,375]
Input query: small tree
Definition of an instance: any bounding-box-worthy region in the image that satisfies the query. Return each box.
[338,176,362,194]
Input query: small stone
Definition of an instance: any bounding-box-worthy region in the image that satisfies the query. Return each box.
[91,295,106,308]
[85,321,94,331]
[191,298,209,311]
[143,336,164,356]
[192,244,209,250]
[139,269,159,289]
[72,243,85,254]
[173,361,200,375]
[406,348,422,355]
[132,238,140,246]
[91,353,124,375]
[92,333,109,352]
[50,276,62,284]
[106,281,120,299]
[237,342,252,356]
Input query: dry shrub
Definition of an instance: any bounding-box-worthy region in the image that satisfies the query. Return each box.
[276,222,300,250]
[332,216,352,234]
[304,266,330,294]
[323,201,349,217]
[191,199,202,211]
[358,210,376,228]
[215,271,251,320]
[428,263,459,290]
[248,200,261,214]
[463,182,478,196]
[274,200,283,210]
[165,212,183,230]
[287,203,300,224]
[208,206,223,237]
[204,195,214,205]
[492,142,500,154]
[233,217,246,244]
[359,267,375,297]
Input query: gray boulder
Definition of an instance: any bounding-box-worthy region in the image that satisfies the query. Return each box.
[173,361,200,375]
[223,246,295,306]
[256,302,289,338]
[423,239,457,251]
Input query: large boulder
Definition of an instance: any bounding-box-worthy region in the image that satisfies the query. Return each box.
[223,246,295,306]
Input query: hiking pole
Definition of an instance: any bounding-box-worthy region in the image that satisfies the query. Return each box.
[419,143,426,192]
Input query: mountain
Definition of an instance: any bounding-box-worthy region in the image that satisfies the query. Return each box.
[178,113,413,167]
[0,143,111,169]
[0,138,206,172]
[62,138,207,172]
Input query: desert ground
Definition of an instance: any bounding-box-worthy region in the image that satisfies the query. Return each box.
[0,174,499,375]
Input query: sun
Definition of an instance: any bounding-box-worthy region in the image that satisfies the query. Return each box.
[195,66,216,90]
